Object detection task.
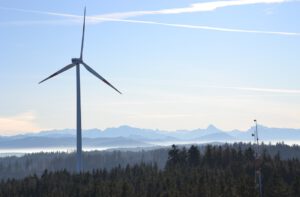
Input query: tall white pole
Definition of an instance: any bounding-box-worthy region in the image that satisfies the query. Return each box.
[76,64,82,173]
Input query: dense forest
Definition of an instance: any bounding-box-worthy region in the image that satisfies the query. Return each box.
[0,143,299,196]
[0,142,300,180]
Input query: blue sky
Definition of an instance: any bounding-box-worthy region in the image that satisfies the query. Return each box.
[0,0,300,135]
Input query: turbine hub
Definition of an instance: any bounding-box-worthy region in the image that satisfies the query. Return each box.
[72,58,82,65]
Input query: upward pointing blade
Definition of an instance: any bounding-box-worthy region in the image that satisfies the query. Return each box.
[39,63,75,84]
[80,7,86,60]
[82,62,122,94]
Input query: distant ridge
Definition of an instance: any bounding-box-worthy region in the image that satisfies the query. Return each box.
[0,125,299,149]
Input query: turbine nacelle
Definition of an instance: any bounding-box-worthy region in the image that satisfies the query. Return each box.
[72,58,82,65]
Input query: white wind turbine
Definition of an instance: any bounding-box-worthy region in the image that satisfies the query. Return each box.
[39,7,122,173]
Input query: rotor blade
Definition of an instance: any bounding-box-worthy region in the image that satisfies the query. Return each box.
[80,7,86,60]
[39,63,75,84]
[82,62,122,94]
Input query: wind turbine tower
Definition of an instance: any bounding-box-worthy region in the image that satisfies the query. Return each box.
[39,7,122,173]
[252,119,263,197]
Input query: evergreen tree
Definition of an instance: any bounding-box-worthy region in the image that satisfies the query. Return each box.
[187,145,201,167]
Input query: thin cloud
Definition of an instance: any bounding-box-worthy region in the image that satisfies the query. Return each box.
[88,17,300,36]
[0,6,81,18]
[2,0,292,20]
[128,113,193,119]
[97,0,292,19]
[1,1,300,36]
[0,111,42,135]
[1,15,300,36]
[0,19,77,26]
[209,86,300,94]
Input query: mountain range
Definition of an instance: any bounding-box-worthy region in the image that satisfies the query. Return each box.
[0,125,299,149]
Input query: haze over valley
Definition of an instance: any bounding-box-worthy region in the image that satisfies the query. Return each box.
[0,124,299,156]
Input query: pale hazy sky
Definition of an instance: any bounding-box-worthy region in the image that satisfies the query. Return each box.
[1,0,300,135]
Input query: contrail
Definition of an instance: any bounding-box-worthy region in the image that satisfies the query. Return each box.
[97,0,294,19]
[2,0,294,19]
[1,6,300,36]
[0,6,81,18]
[88,16,300,36]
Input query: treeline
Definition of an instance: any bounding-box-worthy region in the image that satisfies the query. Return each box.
[0,144,299,196]
[0,142,299,180]
[0,149,168,180]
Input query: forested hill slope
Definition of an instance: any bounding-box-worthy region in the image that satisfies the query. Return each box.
[0,143,299,181]
[0,144,299,196]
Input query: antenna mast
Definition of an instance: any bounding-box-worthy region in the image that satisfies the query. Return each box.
[252,119,263,197]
